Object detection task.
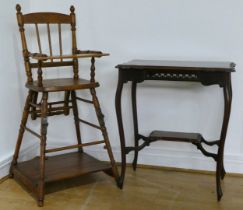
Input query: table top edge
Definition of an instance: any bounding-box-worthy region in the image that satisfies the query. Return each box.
[115,59,236,72]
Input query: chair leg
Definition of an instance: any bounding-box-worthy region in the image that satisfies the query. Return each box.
[64,91,71,116]
[90,88,119,183]
[31,91,38,120]
[37,92,48,207]
[9,91,32,177]
[71,91,83,153]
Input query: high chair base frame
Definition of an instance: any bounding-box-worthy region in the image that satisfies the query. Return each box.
[10,89,119,207]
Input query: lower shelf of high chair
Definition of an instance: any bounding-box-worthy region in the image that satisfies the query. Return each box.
[12,152,112,191]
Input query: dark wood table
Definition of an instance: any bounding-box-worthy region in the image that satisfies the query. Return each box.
[115,59,235,201]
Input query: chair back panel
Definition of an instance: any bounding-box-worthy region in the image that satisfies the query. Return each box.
[16,4,78,83]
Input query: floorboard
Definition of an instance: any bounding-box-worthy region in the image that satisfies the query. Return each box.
[0,167,243,210]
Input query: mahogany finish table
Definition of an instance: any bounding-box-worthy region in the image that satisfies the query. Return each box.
[115,59,235,201]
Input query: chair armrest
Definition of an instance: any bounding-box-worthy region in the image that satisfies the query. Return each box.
[75,50,110,58]
[76,50,102,54]
[29,51,109,61]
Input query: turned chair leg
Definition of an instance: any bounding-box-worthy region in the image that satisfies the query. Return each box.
[90,88,119,183]
[37,92,48,207]
[71,90,83,153]
[64,91,71,116]
[31,91,38,120]
[9,91,32,177]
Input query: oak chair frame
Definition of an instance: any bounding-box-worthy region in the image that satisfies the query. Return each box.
[10,4,119,207]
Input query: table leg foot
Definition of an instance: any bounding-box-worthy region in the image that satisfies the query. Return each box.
[217,185,223,201]
[132,161,137,171]
[117,178,124,189]
[37,200,44,207]
[216,161,223,201]
[221,165,226,180]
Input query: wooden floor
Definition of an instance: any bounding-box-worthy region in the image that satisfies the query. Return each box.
[0,166,243,210]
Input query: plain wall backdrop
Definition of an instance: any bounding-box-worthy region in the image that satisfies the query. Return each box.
[1,0,243,178]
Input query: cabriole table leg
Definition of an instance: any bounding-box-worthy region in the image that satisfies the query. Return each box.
[115,71,126,188]
[216,73,232,201]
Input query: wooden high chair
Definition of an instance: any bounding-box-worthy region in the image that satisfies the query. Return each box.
[10,4,119,206]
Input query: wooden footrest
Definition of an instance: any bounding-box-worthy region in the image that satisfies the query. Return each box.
[149,130,202,143]
[12,152,112,193]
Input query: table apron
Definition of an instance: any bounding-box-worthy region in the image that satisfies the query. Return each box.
[119,69,230,87]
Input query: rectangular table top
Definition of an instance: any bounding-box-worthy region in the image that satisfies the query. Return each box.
[116,60,235,72]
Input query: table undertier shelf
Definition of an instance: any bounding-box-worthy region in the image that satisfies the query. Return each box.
[125,130,219,157]
[147,130,218,161]
[12,152,112,191]
[149,130,202,143]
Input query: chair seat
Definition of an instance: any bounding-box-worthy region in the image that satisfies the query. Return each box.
[26,78,99,92]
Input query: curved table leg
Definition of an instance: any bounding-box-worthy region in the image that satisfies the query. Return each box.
[216,73,232,201]
[115,72,126,189]
[132,82,139,171]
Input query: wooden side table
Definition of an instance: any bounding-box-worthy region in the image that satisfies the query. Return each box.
[115,59,235,200]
